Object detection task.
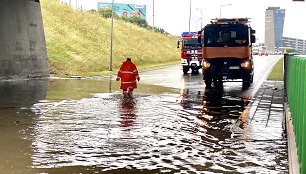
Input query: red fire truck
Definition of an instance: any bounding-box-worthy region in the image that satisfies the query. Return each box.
[177,32,204,74]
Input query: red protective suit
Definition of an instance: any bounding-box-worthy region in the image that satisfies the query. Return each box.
[117,59,140,90]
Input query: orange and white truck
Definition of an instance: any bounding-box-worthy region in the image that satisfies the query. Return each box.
[198,18,256,88]
[177,32,204,74]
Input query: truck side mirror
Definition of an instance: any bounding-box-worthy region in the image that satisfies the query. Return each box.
[251,29,256,34]
[251,35,256,43]
[177,40,180,48]
[197,31,202,44]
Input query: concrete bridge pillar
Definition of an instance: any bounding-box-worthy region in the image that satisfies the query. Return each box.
[0,0,49,80]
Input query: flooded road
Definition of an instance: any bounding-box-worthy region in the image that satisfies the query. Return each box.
[0,56,288,173]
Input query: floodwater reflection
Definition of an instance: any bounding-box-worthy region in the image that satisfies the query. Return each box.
[0,79,49,174]
[119,98,137,129]
[0,79,49,108]
[177,84,287,173]
[179,86,250,146]
[0,78,288,173]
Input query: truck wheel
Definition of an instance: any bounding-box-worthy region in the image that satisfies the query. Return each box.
[204,78,212,88]
[214,79,223,88]
[250,74,254,83]
[183,67,189,74]
[242,77,251,88]
[191,67,199,74]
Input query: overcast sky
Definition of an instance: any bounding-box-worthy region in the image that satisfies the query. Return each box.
[61,0,306,42]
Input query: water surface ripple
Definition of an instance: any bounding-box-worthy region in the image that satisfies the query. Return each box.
[31,91,287,173]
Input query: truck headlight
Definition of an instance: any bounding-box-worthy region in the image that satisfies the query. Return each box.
[241,61,250,68]
[202,61,210,69]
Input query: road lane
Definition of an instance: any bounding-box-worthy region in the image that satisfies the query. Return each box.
[140,55,281,98]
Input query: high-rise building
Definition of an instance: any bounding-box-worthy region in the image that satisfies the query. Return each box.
[264,7,285,51]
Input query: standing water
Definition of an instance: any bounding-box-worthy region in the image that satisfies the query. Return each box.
[0,77,288,173]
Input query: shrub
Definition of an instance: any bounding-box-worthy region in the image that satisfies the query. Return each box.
[98,8,119,19]
[121,15,148,28]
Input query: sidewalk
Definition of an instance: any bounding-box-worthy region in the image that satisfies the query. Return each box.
[247,81,285,140]
[247,81,298,174]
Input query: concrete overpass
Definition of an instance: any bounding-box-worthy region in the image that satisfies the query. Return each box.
[0,0,49,80]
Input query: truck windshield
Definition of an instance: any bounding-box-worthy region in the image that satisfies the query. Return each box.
[204,25,249,47]
[183,38,202,50]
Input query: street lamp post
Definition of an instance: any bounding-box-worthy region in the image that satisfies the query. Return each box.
[195,8,203,29]
[109,0,114,71]
[188,0,192,33]
[196,18,202,31]
[219,3,232,18]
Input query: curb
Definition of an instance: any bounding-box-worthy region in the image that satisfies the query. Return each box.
[285,102,300,174]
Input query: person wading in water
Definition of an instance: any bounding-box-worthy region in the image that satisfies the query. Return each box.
[116,58,140,98]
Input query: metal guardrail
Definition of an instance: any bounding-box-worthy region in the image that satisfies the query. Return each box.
[284,54,306,174]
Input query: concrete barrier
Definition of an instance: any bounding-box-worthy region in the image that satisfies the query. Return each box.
[0,0,49,80]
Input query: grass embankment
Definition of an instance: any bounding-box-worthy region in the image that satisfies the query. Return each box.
[268,57,284,81]
[41,0,180,77]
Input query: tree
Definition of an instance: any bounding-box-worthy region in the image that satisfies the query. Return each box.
[98,8,119,19]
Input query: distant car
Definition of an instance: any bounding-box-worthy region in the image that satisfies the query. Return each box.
[274,50,283,55]
[252,49,259,55]
[259,50,268,56]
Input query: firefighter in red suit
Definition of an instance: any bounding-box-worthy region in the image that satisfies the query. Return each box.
[116,58,140,97]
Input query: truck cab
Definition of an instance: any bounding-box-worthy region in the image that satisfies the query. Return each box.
[177,32,204,74]
[199,18,256,88]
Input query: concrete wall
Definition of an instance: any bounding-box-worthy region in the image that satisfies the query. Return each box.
[0,79,49,108]
[0,0,49,80]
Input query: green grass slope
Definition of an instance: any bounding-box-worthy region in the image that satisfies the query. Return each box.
[268,57,284,81]
[41,0,180,77]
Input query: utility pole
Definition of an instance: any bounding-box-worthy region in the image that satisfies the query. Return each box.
[109,0,115,71]
[153,0,155,27]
